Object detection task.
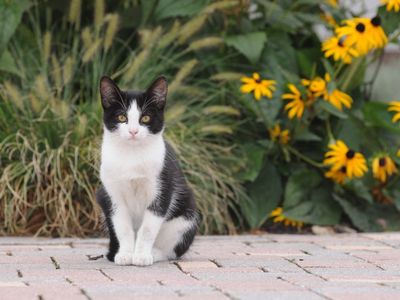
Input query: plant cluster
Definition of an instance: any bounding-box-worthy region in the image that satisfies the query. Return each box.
[1,0,400,236]
[236,0,400,231]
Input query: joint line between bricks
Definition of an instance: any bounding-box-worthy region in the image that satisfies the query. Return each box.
[65,277,92,300]
[285,257,328,282]
[277,274,333,300]
[97,269,114,281]
[173,262,237,300]
[50,256,60,269]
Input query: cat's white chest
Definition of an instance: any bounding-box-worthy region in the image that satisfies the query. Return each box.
[100,131,165,228]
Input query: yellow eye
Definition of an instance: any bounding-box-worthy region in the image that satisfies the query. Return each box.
[141,115,151,123]
[117,115,127,122]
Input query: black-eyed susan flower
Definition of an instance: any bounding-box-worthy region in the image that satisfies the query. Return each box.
[381,0,400,12]
[336,18,376,55]
[372,155,398,182]
[323,140,368,178]
[322,36,359,64]
[282,84,313,119]
[388,101,400,123]
[323,74,352,110]
[269,124,290,145]
[240,73,276,101]
[301,77,326,98]
[325,166,348,184]
[270,207,304,228]
[368,16,388,48]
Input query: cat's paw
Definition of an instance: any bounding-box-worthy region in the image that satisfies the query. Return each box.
[114,252,132,265]
[132,253,153,266]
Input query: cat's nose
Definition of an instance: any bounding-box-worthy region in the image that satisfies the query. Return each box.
[129,128,138,137]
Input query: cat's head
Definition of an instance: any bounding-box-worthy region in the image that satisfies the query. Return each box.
[99,76,167,142]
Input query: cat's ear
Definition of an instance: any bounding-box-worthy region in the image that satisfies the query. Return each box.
[146,76,168,109]
[100,76,123,109]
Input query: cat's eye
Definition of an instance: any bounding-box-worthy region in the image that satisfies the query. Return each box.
[117,115,127,123]
[141,115,151,123]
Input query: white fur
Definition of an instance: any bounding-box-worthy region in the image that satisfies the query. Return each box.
[100,101,190,266]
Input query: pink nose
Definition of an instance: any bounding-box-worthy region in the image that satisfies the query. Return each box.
[129,128,138,137]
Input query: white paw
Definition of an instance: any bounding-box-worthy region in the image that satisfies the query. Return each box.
[132,253,153,266]
[114,252,132,265]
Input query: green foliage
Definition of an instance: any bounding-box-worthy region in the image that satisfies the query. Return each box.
[1,0,400,235]
[0,0,246,236]
[242,161,282,228]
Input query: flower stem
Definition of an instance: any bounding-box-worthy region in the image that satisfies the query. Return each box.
[325,119,335,143]
[286,145,325,168]
[340,57,363,92]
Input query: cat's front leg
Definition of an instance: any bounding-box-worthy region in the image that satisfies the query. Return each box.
[133,210,164,266]
[112,204,135,265]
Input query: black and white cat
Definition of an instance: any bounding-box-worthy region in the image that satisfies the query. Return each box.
[96,76,198,266]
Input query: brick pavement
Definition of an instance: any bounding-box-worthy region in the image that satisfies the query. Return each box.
[1,233,400,299]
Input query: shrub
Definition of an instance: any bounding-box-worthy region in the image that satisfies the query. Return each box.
[0,0,245,236]
[226,0,400,231]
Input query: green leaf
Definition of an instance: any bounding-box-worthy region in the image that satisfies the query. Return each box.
[283,169,342,225]
[293,126,322,142]
[0,0,30,56]
[317,100,348,119]
[336,115,369,150]
[334,194,400,232]
[284,169,321,208]
[242,162,282,228]
[153,0,207,21]
[0,50,20,76]
[284,186,342,225]
[225,32,267,64]
[239,143,265,182]
[363,101,400,134]
[378,6,400,34]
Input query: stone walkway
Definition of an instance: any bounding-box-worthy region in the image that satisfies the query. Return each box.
[1,233,400,299]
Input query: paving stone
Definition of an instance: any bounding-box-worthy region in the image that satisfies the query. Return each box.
[2,234,400,299]
[230,290,326,300]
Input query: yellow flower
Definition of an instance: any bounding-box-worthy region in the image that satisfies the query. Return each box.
[368,16,388,48]
[269,124,290,145]
[372,155,398,182]
[336,18,375,55]
[388,101,400,123]
[397,149,400,157]
[336,17,387,55]
[325,89,352,110]
[323,140,368,179]
[282,84,312,119]
[240,73,276,101]
[301,77,326,98]
[270,207,304,228]
[381,0,400,12]
[322,36,359,64]
[325,166,348,184]
[302,74,352,111]
[323,74,352,110]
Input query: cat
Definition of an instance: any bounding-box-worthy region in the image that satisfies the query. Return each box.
[96,76,199,266]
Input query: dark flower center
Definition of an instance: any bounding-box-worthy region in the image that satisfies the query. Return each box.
[379,157,386,167]
[255,78,261,84]
[346,150,355,159]
[338,39,344,47]
[356,23,366,33]
[340,166,347,173]
[371,16,381,27]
